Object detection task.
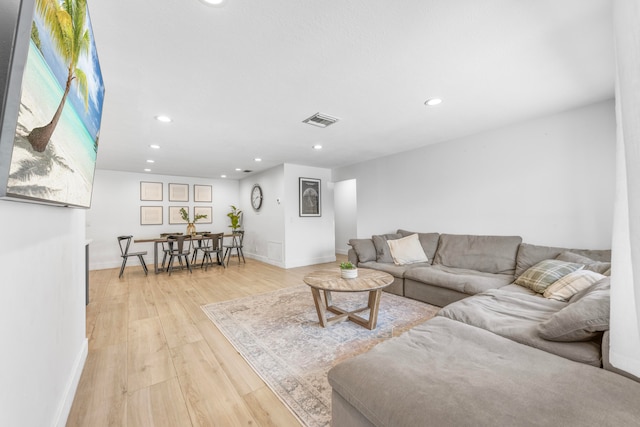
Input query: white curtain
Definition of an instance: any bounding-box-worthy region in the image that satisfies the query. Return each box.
[610,0,640,377]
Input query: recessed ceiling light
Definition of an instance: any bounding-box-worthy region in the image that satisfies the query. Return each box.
[312,144,323,150]
[254,158,262,162]
[149,144,160,149]
[424,98,443,106]
[199,0,226,6]
[146,159,155,163]
[221,174,227,178]
[155,115,172,123]
[144,168,151,172]
[235,168,242,171]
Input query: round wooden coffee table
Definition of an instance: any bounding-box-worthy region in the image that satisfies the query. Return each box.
[303,268,394,330]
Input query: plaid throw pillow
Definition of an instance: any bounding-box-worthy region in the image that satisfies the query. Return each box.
[514,259,584,293]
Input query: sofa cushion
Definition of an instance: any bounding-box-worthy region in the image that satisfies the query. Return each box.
[348,239,377,263]
[542,270,606,301]
[404,265,514,296]
[514,259,584,293]
[396,230,439,262]
[328,316,640,427]
[371,233,402,263]
[387,234,428,265]
[358,261,430,278]
[438,289,602,365]
[556,251,612,275]
[433,234,522,275]
[515,243,612,277]
[538,277,610,342]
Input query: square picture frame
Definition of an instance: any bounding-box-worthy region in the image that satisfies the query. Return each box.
[194,184,212,202]
[194,206,213,224]
[169,206,189,224]
[140,206,163,225]
[140,181,163,201]
[169,183,189,202]
[299,177,321,217]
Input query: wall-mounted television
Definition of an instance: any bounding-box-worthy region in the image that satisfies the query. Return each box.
[0,0,104,208]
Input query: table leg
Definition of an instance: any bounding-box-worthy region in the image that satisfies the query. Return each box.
[154,241,160,274]
[310,288,328,327]
[366,290,383,330]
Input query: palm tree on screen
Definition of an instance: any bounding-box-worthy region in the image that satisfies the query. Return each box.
[27,0,90,152]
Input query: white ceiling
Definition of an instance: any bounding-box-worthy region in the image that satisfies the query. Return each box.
[89,0,614,180]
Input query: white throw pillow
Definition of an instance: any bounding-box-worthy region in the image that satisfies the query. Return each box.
[387,234,428,265]
[543,270,606,301]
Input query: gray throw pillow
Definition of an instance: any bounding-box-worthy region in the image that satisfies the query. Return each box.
[556,251,612,275]
[372,234,402,263]
[396,230,440,262]
[348,239,377,263]
[538,277,610,342]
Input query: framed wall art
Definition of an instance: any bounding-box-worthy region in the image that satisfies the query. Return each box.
[0,0,105,208]
[194,206,212,224]
[140,206,163,225]
[169,206,188,224]
[299,177,321,217]
[140,181,162,201]
[194,184,212,202]
[168,183,189,202]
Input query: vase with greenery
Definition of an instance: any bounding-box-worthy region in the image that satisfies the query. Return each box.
[340,261,358,279]
[180,208,207,236]
[227,205,242,232]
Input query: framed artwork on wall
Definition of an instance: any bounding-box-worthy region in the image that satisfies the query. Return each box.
[194,184,212,202]
[194,206,212,224]
[168,183,189,202]
[169,206,188,224]
[140,206,163,225]
[140,181,162,201]
[299,177,321,217]
[0,0,105,208]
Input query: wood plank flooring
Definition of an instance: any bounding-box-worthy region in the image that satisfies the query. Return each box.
[67,254,346,427]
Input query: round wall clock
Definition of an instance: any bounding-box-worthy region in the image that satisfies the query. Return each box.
[251,184,263,210]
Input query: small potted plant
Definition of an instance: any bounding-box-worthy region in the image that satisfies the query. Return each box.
[180,207,207,236]
[340,261,358,279]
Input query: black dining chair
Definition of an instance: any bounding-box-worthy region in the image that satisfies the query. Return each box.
[224,230,245,265]
[117,235,148,278]
[166,235,194,275]
[191,232,212,264]
[160,232,182,269]
[201,233,225,270]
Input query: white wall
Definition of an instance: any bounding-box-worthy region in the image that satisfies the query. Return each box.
[0,201,87,427]
[240,165,286,267]
[333,100,616,249]
[87,169,239,270]
[334,179,357,254]
[283,164,336,268]
[609,0,640,378]
[239,164,336,268]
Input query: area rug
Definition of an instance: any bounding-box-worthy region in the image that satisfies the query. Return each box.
[201,284,440,427]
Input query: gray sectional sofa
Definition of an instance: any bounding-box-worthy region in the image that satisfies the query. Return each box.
[329,230,640,426]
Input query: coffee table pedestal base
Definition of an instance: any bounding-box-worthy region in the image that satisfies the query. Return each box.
[310,288,382,330]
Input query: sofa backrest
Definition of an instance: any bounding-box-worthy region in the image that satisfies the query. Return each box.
[515,243,612,278]
[433,234,523,275]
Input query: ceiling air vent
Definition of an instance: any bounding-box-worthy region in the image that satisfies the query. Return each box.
[243,170,253,173]
[302,112,339,128]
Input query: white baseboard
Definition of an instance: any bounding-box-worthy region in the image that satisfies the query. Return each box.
[335,248,348,255]
[54,338,88,427]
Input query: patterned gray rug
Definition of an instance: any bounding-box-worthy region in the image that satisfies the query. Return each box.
[201,284,440,427]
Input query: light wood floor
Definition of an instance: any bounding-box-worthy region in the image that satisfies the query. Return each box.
[67,254,347,427]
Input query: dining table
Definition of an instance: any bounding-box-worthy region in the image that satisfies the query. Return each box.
[134,233,232,274]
